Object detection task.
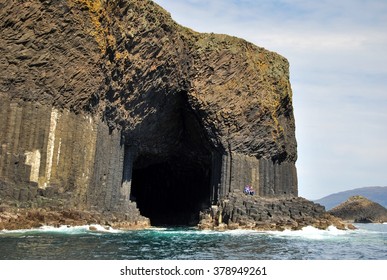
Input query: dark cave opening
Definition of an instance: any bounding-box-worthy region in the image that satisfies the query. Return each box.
[131,156,211,226]
[127,90,220,226]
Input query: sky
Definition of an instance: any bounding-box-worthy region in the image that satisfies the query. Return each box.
[152,0,387,200]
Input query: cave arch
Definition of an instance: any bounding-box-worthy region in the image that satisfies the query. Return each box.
[124,91,221,226]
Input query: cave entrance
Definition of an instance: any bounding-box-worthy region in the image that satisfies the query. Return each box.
[131,155,211,226]
[127,90,221,226]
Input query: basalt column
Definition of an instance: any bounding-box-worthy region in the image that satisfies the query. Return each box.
[1,0,299,228]
[215,153,297,199]
[0,98,132,212]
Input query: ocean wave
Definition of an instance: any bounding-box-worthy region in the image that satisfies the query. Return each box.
[142,226,353,239]
[266,225,350,240]
[146,227,169,231]
[199,226,350,238]
[0,224,122,235]
[146,227,220,235]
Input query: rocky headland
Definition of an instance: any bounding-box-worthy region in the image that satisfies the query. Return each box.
[328,196,387,223]
[198,190,352,231]
[0,0,351,231]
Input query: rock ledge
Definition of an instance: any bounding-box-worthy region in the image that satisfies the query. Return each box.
[198,191,354,231]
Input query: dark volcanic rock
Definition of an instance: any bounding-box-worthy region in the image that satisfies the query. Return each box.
[198,190,351,231]
[0,206,150,231]
[0,0,338,230]
[0,0,296,160]
[328,196,387,223]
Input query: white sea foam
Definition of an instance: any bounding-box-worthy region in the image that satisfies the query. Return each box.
[147,226,351,238]
[0,226,75,235]
[194,226,349,238]
[221,229,260,235]
[0,224,122,235]
[149,227,218,235]
[147,227,169,231]
[86,224,123,233]
[267,225,350,240]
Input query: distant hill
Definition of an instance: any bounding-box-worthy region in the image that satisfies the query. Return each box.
[314,186,387,210]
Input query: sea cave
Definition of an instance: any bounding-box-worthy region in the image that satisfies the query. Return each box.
[126,92,218,226]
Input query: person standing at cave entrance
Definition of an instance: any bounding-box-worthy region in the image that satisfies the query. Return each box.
[244,184,255,195]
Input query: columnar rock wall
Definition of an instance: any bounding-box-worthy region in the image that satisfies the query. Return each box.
[216,152,297,199]
[1,0,300,226]
[0,97,129,211]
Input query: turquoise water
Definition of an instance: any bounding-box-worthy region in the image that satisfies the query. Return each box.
[0,224,386,260]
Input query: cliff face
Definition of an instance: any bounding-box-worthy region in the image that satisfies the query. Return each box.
[0,0,298,226]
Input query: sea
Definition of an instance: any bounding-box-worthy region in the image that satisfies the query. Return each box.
[0,223,386,260]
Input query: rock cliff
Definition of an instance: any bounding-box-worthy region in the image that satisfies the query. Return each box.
[328,196,387,223]
[0,0,339,230]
